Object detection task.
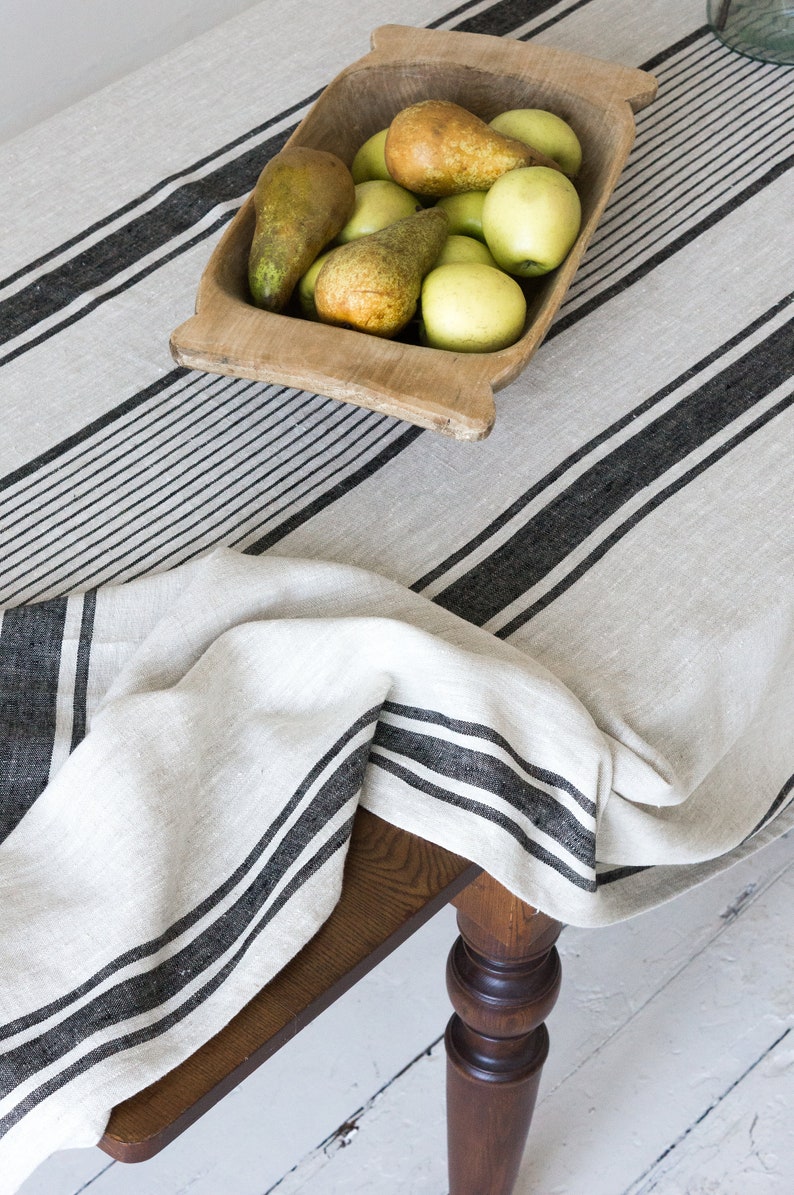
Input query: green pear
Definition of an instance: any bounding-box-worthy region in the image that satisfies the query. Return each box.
[384,99,562,196]
[314,207,449,338]
[435,191,488,241]
[482,166,581,277]
[248,146,355,312]
[420,263,527,353]
[489,109,582,177]
[297,249,339,320]
[336,180,422,243]
[434,235,498,269]
[351,128,392,183]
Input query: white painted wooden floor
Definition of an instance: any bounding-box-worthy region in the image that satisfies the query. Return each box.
[18,831,793,1195]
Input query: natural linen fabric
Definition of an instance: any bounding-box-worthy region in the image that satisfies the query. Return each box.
[0,548,607,1190]
[0,546,790,1192]
[0,0,792,1187]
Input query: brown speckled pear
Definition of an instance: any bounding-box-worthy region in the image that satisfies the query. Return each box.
[248,146,355,312]
[314,206,448,338]
[384,99,563,196]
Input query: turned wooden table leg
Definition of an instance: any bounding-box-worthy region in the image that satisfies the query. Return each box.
[445,874,564,1195]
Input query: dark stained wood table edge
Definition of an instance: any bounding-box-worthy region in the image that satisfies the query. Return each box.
[100,808,481,1162]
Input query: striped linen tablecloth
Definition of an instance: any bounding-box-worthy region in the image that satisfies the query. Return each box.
[0,0,792,1187]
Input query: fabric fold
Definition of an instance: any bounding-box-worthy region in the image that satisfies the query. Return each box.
[0,548,789,1190]
[0,548,609,1190]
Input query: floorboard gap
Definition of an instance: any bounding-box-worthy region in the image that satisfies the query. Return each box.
[623,1025,792,1194]
[542,857,794,1102]
[261,1032,445,1194]
[72,1160,116,1194]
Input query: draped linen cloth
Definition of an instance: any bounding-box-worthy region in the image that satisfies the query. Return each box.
[0,0,792,1188]
[0,545,791,1192]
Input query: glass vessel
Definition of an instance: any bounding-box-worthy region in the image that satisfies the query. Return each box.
[707,0,794,63]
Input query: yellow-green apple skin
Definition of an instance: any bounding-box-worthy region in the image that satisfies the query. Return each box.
[335,179,422,243]
[482,166,581,277]
[435,191,488,241]
[434,234,499,269]
[489,109,582,177]
[351,129,392,183]
[420,262,527,353]
[297,250,337,319]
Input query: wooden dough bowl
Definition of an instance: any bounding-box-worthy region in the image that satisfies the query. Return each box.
[170,24,657,441]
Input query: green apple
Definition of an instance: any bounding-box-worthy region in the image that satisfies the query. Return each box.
[351,128,392,183]
[434,234,499,268]
[482,166,581,278]
[335,179,422,243]
[420,263,527,353]
[489,108,582,177]
[434,191,488,241]
[297,249,337,319]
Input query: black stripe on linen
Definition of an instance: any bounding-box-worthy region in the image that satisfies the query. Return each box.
[27,404,402,605]
[0,815,355,1139]
[553,153,794,339]
[382,700,594,814]
[0,597,68,844]
[371,751,595,891]
[0,705,380,1044]
[414,295,792,594]
[500,389,793,634]
[0,89,326,295]
[0,212,237,369]
[430,310,793,628]
[0,117,300,354]
[427,0,488,27]
[0,374,266,561]
[516,0,605,40]
[448,0,570,35]
[244,423,424,555]
[0,386,410,608]
[0,368,188,495]
[746,773,794,839]
[1,385,344,604]
[0,739,370,1108]
[566,73,794,289]
[640,27,711,72]
[596,863,649,886]
[596,772,794,886]
[69,590,96,751]
[373,720,594,864]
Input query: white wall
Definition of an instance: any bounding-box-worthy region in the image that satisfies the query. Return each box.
[0,0,262,144]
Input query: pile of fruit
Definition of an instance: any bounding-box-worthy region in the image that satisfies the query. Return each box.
[247,99,583,354]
